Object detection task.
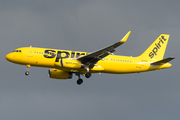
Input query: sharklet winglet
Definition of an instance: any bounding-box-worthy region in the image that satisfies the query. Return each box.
[120,31,131,43]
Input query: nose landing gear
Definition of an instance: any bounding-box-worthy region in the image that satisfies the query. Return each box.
[25,65,30,76]
[25,71,29,76]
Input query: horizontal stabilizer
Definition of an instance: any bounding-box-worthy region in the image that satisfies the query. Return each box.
[151,57,175,65]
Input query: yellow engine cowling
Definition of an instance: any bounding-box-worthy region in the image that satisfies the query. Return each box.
[48,69,72,79]
[54,58,85,69]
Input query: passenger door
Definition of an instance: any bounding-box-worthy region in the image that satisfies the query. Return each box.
[27,48,33,57]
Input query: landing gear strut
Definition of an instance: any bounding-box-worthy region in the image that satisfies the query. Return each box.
[25,65,30,76]
[75,73,83,85]
[75,71,92,85]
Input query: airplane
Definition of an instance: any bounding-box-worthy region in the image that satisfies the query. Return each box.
[5,31,174,85]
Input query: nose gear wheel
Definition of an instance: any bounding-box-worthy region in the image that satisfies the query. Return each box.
[25,65,30,76]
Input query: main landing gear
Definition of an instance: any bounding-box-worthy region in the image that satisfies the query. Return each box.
[25,65,30,76]
[77,78,83,85]
[76,72,92,85]
[85,72,91,78]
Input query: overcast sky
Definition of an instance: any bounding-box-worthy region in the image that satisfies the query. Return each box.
[1,0,180,120]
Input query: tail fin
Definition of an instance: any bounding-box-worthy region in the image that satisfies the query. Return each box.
[138,34,170,60]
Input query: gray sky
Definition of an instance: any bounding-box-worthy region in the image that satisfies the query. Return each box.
[1,0,180,120]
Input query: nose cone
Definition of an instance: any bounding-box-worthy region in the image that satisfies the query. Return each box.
[5,53,12,62]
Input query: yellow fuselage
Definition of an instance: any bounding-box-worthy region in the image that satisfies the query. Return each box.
[6,47,171,74]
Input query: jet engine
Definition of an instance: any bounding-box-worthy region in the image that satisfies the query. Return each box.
[48,69,72,79]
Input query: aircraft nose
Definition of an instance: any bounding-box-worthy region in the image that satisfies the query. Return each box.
[5,53,11,61]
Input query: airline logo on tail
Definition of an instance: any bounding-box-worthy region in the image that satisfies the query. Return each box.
[149,36,167,59]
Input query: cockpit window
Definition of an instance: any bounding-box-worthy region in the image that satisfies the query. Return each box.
[13,50,22,52]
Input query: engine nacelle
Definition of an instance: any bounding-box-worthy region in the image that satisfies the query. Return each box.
[48,69,72,79]
[54,58,84,69]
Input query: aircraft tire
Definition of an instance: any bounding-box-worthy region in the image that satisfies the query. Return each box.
[85,72,91,78]
[25,71,29,76]
[77,78,83,85]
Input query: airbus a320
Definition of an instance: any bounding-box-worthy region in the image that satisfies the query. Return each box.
[5,31,174,85]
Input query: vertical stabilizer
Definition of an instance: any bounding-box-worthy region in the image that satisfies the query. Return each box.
[138,34,170,60]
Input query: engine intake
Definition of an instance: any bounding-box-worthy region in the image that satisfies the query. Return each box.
[48,69,72,79]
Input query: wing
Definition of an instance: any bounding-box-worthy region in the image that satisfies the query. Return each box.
[78,31,131,68]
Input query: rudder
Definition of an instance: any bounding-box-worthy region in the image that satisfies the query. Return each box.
[138,34,170,60]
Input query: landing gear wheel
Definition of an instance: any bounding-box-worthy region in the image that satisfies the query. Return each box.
[77,79,83,85]
[25,71,29,76]
[85,72,91,78]
[25,65,30,76]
